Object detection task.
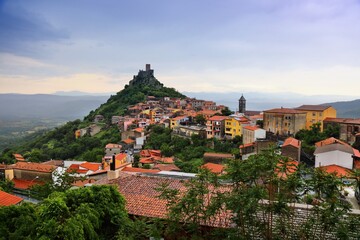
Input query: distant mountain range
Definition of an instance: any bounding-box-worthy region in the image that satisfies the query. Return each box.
[0,93,110,121]
[0,91,359,121]
[184,92,360,118]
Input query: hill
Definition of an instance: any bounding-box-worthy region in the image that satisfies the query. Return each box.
[323,99,360,118]
[0,65,185,163]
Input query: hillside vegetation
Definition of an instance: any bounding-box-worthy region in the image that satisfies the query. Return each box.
[0,72,185,164]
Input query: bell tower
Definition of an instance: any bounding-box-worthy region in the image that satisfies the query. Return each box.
[239,94,246,114]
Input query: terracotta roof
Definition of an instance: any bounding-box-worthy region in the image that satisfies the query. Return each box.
[72,178,97,187]
[203,153,233,158]
[172,116,188,121]
[276,159,299,179]
[0,190,23,206]
[41,160,64,166]
[239,142,255,149]
[122,167,160,173]
[264,108,306,114]
[115,153,128,162]
[208,116,228,121]
[94,172,232,228]
[353,149,360,158]
[105,143,122,149]
[140,158,155,164]
[67,164,89,174]
[315,137,348,147]
[122,138,135,144]
[95,173,186,219]
[354,160,360,170]
[13,178,44,190]
[159,157,174,164]
[140,150,151,158]
[80,162,101,172]
[13,153,25,161]
[283,137,301,148]
[295,105,332,111]
[202,163,225,174]
[243,126,261,131]
[319,165,352,178]
[134,127,144,133]
[13,162,56,173]
[323,117,360,125]
[153,164,180,172]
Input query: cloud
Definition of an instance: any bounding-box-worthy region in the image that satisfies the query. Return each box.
[0,0,67,56]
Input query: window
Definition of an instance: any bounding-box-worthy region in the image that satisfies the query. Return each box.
[312,113,316,117]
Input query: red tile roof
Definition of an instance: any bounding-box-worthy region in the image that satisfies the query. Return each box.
[0,190,23,206]
[315,137,348,147]
[95,173,232,228]
[72,179,97,187]
[153,164,180,172]
[239,142,255,149]
[122,138,135,144]
[80,162,101,172]
[13,153,25,161]
[115,153,128,162]
[203,153,233,158]
[159,157,174,164]
[13,162,56,173]
[276,159,299,179]
[324,118,360,125]
[105,143,122,149]
[243,126,260,131]
[140,158,155,164]
[122,167,160,173]
[264,108,306,114]
[208,116,228,121]
[134,127,144,133]
[13,178,44,190]
[67,164,89,174]
[283,137,301,148]
[319,165,352,178]
[202,163,225,174]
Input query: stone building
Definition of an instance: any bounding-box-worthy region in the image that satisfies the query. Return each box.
[323,118,360,144]
[281,137,301,161]
[263,108,306,136]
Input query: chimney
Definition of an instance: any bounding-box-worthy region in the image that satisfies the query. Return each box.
[146,64,151,71]
[110,154,116,171]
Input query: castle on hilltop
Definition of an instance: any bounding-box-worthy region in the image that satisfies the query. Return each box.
[128,64,163,89]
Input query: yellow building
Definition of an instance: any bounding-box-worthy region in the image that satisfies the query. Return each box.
[295,105,336,131]
[170,116,189,129]
[224,116,250,139]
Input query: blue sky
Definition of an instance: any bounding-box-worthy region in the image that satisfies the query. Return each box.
[1,0,360,97]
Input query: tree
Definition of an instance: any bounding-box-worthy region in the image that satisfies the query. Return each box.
[36,185,132,239]
[157,147,360,239]
[221,107,233,116]
[194,114,206,125]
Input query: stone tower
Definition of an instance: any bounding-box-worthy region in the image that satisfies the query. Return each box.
[239,94,246,114]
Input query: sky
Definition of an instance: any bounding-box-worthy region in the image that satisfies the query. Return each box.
[1,0,360,98]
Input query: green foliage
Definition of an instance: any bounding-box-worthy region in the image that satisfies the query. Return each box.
[0,179,14,193]
[295,122,340,154]
[194,114,206,125]
[0,203,38,240]
[221,107,233,116]
[157,148,360,239]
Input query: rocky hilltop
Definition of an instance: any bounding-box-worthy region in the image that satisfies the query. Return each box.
[128,64,163,89]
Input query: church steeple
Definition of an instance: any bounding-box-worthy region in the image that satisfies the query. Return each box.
[239,94,246,114]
